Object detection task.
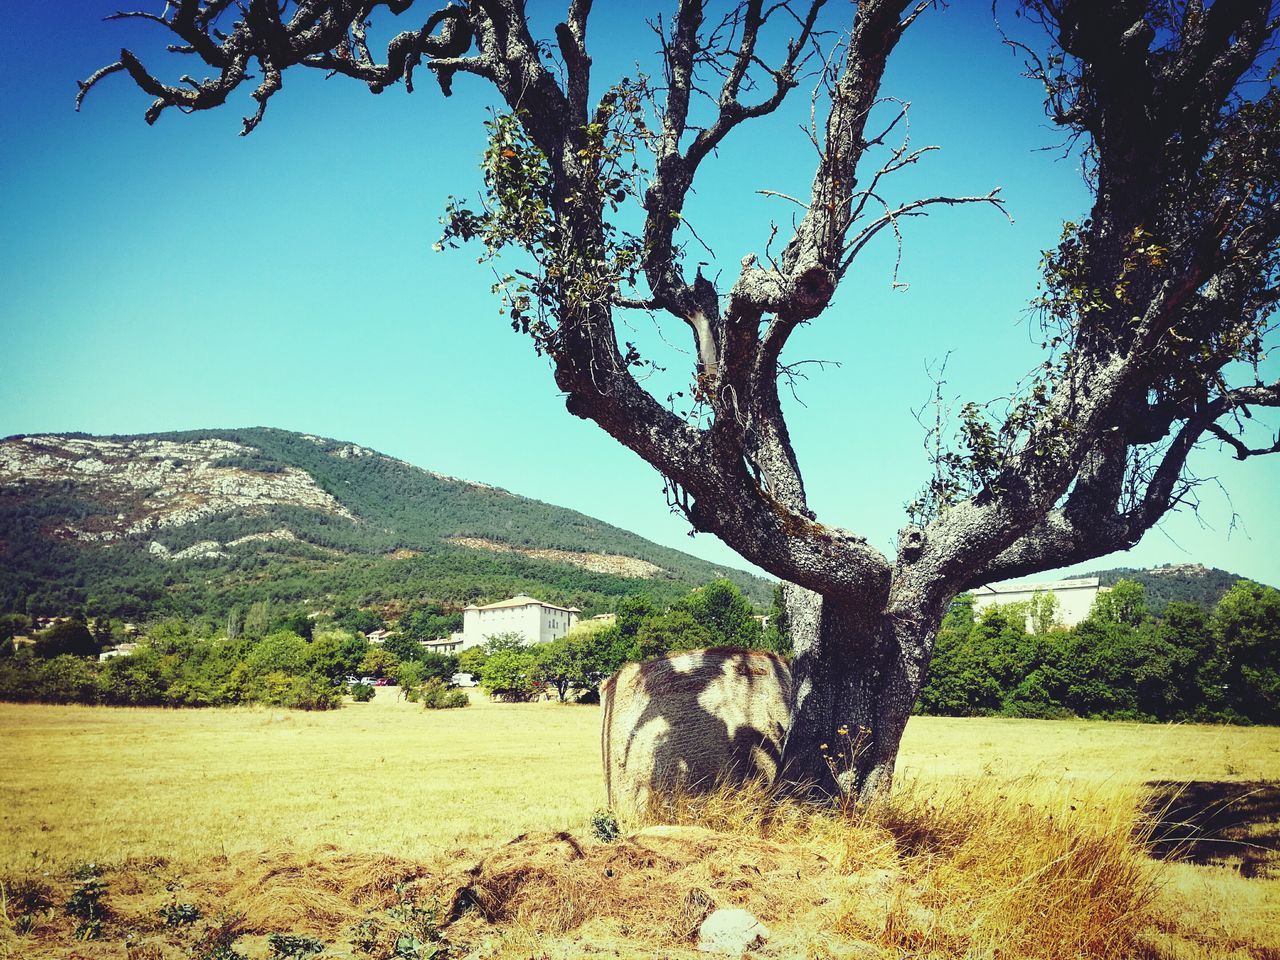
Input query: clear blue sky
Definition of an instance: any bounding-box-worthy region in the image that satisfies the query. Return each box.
[1,3,1277,586]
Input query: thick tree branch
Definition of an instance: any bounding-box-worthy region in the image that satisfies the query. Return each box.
[554,0,593,121]
[966,379,1280,589]
[899,2,1279,606]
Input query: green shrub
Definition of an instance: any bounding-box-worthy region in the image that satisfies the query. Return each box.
[349,682,376,702]
[34,620,97,659]
[161,902,202,926]
[267,932,325,959]
[590,810,620,843]
[0,660,34,703]
[165,677,220,707]
[280,673,342,710]
[419,678,469,710]
[386,887,449,959]
[98,649,166,705]
[65,863,106,940]
[36,656,101,704]
[478,645,537,700]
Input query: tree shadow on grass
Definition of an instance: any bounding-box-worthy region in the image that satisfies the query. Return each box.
[1142,780,1280,879]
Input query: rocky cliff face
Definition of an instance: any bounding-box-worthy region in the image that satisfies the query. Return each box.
[0,427,775,617]
[445,536,665,578]
[0,435,354,543]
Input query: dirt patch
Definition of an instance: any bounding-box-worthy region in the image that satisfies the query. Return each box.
[443,825,832,940]
[446,536,665,579]
[0,827,840,959]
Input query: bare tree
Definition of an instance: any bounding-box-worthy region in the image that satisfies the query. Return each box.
[83,0,1280,800]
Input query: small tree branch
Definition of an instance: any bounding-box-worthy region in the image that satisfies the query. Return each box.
[81,2,483,130]
[841,189,1010,272]
[1205,422,1280,460]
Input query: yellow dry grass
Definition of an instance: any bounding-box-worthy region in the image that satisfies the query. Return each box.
[0,692,1277,959]
[0,690,599,872]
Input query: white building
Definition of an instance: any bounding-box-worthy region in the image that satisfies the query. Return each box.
[971,577,1103,630]
[421,636,463,654]
[425,595,582,653]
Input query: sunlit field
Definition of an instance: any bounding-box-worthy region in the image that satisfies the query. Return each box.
[0,690,601,872]
[2,693,1277,959]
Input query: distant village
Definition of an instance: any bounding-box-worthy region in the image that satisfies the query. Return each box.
[15,577,1100,664]
[362,577,1099,653]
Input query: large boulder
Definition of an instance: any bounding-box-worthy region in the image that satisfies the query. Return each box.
[600,648,792,813]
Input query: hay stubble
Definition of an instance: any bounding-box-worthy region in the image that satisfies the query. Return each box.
[1,691,1276,958]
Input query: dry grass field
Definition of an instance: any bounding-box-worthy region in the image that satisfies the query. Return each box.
[1,691,1277,959]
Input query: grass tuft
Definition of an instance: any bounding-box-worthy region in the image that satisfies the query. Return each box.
[627,775,1168,959]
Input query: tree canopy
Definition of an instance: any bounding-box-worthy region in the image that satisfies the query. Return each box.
[83,0,1280,799]
[920,578,1280,724]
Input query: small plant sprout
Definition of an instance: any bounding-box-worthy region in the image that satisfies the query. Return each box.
[591,810,621,843]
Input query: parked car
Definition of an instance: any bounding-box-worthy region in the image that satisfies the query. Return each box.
[450,672,478,687]
[373,678,390,687]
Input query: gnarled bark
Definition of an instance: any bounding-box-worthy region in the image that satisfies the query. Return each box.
[781,583,938,797]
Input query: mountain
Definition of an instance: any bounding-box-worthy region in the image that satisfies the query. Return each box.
[0,428,773,620]
[1086,563,1261,614]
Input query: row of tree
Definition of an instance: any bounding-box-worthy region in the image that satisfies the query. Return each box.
[449,576,1280,726]
[0,620,391,710]
[919,580,1280,724]
[32,577,775,709]
[3,575,1275,724]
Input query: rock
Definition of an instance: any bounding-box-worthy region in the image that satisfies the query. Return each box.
[0,435,355,543]
[697,908,770,955]
[446,535,665,578]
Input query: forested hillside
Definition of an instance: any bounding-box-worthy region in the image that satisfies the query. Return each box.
[0,428,771,619]
[1088,564,1248,613]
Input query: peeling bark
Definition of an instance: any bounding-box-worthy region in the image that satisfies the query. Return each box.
[782,585,934,798]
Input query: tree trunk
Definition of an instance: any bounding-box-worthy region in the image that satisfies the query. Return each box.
[780,583,937,802]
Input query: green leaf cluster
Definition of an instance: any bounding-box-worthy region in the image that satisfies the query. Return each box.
[0,620,373,711]
[919,579,1280,723]
[436,80,651,356]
